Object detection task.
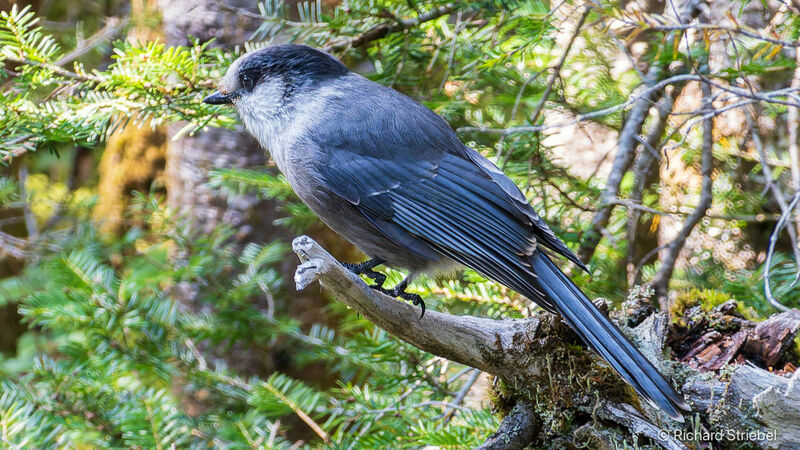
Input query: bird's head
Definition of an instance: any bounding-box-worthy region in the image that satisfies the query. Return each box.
[203,44,350,121]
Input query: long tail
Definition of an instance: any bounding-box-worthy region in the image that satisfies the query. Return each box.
[527,251,688,420]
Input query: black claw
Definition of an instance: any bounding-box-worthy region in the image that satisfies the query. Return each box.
[381,278,426,320]
[405,293,425,319]
[341,258,387,289]
[341,259,426,319]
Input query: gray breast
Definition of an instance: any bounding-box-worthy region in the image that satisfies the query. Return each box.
[284,144,442,272]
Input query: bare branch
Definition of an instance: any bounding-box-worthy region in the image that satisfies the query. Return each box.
[458,74,700,136]
[621,22,800,48]
[626,93,675,285]
[648,78,714,305]
[54,17,127,67]
[528,7,591,128]
[577,64,665,261]
[763,192,800,312]
[457,79,800,137]
[325,4,456,53]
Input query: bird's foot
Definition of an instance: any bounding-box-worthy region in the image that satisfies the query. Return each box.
[341,259,425,319]
[377,278,426,320]
[341,258,387,289]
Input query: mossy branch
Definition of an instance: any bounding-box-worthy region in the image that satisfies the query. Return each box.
[292,236,800,449]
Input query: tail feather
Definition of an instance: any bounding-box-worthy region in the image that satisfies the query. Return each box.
[527,251,688,420]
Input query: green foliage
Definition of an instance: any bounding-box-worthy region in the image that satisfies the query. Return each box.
[0,4,235,161]
[0,192,498,447]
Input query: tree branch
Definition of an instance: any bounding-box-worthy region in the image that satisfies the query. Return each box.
[292,235,547,378]
[292,235,800,448]
[325,4,456,53]
[577,63,665,261]
[626,92,675,285]
[648,78,714,304]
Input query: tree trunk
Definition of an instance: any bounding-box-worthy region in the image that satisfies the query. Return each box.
[94,0,166,234]
[159,0,272,246]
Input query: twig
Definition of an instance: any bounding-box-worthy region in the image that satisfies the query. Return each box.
[763,192,800,312]
[438,11,462,93]
[54,17,127,67]
[325,4,456,53]
[261,382,329,443]
[627,22,800,48]
[363,400,469,415]
[2,55,104,83]
[458,74,699,135]
[457,79,799,136]
[648,77,714,304]
[440,368,481,425]
[528,7,591,128]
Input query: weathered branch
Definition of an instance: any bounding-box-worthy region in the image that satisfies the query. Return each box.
[293,236,800,448]
[293,235,550,380]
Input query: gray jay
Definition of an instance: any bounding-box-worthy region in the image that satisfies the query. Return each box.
[204,44,688,420]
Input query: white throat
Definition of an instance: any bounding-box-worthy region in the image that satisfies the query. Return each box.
[233,78,346,175]
[234,80,303,174]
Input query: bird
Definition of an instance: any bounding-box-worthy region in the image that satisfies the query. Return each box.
[203,44,689,420]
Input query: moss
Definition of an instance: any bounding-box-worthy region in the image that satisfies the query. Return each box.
[671,289,761,324]
[93,125,167,234]
[490,310,644,442]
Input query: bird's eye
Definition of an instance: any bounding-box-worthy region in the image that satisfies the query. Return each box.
[240,73,256,91]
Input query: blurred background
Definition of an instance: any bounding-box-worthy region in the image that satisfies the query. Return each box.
[0,0,798,447]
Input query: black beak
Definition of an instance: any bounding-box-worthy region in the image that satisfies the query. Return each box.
[203,91,232,105]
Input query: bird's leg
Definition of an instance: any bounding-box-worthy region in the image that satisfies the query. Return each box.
[341,258,387,289]
[381,277,426,320]
[341,259,425,319]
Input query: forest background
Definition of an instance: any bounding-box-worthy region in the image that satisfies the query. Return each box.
[0,0,799,447]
